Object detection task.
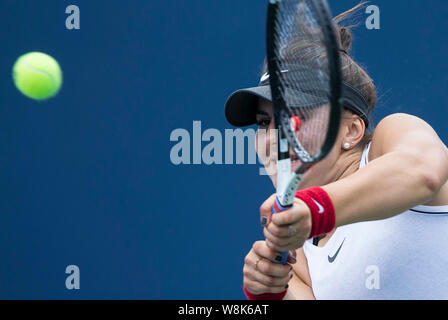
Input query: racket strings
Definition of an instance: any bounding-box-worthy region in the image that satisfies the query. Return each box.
[272,0,332,158]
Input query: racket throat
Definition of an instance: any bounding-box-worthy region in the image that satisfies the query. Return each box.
[277,173,302,207]
[276,158,303,207]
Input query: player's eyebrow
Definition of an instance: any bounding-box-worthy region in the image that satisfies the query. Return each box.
[255,110,270,116]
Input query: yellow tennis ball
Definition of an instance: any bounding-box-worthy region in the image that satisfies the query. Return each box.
[12,52,63,101]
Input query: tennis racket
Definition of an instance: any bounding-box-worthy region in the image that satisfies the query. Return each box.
[266,0,343,264]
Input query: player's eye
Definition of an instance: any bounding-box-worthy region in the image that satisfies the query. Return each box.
[256,117,271,128]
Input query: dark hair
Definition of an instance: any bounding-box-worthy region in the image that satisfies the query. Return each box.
[261,2,377,148]
[335,3,377,147]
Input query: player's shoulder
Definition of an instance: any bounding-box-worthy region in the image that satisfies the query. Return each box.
[369,113,436,160]
[375,113,428,131]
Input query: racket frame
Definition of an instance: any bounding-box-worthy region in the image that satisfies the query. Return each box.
[266,0,343,208]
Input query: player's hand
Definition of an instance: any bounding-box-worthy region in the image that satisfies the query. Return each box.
[243,240,296,295]
[260,194,312,252]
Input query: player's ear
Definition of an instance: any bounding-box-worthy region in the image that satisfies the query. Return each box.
[342,115,365,150]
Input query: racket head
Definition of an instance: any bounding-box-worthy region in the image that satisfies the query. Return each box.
[267,0,343,168]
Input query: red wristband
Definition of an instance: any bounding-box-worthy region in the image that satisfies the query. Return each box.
[243,285,287,300]
[295,187,336,239]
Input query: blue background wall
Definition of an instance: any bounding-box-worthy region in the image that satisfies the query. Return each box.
[0,0,446,299]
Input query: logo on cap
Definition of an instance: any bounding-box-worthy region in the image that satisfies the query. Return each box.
[259,70,289,84]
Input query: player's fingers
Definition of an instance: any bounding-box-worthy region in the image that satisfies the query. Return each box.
[252,239,286,261]
[252,255,292,278]
[266,219,311,241]
[263,227,291,247]
[271,199,311,227]
[264,224,307,249]
[287,250,298,264]
[264,219,296,238]
[271,207,301,226]
[245,243,279,272]
[243,278,289,295]
[265,237,289,255]
[260,194,277,227]
[265,229,307,252]
[255,273,292,290]
[243,242,292,296]
[244,262,292,288]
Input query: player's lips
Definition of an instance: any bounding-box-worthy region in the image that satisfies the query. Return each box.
[266,153,301,171]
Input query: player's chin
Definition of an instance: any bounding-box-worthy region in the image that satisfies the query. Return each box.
[264,161,278,182]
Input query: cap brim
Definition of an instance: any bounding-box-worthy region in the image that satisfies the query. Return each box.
[224,86,272,127]
[225,84,330,127]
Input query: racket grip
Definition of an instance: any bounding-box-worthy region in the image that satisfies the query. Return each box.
[271,197,292,265]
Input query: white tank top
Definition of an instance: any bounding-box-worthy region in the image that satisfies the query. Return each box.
[303,143,448,299]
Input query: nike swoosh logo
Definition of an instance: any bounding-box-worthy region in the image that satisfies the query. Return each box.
[259,70,289,83]
[260,72,270,83]
[328,238,346,263]
[312,198,324,214]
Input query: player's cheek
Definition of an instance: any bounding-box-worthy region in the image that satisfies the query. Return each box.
[255,128,272,163]
[255,132,264,159]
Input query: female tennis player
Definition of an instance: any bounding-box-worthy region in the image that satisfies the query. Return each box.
[225,6,448,300]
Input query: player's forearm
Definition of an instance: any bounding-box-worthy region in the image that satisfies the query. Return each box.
[283,284,315,300]
[323,151,444,227]
[283,274,315,300]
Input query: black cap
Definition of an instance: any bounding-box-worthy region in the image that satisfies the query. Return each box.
[224,85,271,127]
[224,71,373,130]
[224,73,272,127]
